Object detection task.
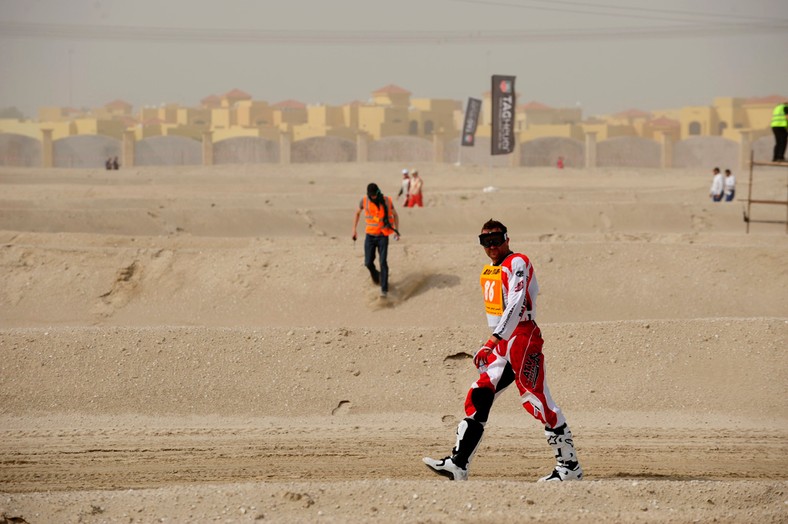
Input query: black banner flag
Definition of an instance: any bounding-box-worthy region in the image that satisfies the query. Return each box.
[491,75,516,155]
[461,97,482,147]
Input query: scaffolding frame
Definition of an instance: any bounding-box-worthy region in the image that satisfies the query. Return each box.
[744,151,788,234]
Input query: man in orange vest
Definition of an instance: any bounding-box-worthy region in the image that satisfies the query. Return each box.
[352,183,400,298]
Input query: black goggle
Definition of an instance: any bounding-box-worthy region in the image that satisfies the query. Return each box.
[478,232,507,248]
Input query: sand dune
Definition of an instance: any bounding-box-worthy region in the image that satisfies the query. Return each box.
[0,164,786,523]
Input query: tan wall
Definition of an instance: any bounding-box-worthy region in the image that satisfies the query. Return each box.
[158,104,179,124]
[383,107,409,137]
[743,103,779,129]
[306,105,346,128]
[134,124,164,140]
[409,99,459,136]
[38,107,68,122]
[475,123,492,138]
[274,108,308,126]
[50,121,77,140]
[357,106,384,139]
[92,108,111,120]
[358,106,411,139]
[139,107,159,123]
[212,126,262,142]
[721,128,744,141]
[292,124,355,142]
[480,96,491,127]
[679,106,716,138]
[292,124,327,141]
[452,109,464,132]
[211,108,234,129]
[519,123,584,141]
[71,118,125,139]
[0,119,56,140]
[379,121,409,137]
[579,123,636,141]
[343,105,360,130]
[410,111,456,135]
[176,107,211,127]
[236,101,274,127]
[523,110,554,126]
[96,119,126,140]
[555,108,583,124]
[642,125,680,141]
[73,118,98,136]
[411,98,459,114]
[165,124,205,141]
[712,97,745,130]
[410,99,432,112]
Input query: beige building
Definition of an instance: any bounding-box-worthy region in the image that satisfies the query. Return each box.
[358,104,409,140]
[236,101,273,127]
[6,85,787,153]
[272,99,308,130]
[72,117,126,140]
[409,98,461,137]
[358,85,413,139]
[292,104,352,141]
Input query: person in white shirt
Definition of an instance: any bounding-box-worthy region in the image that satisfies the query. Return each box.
[397,169,410,207]
[723,169,736,202]
[709,167,724,202]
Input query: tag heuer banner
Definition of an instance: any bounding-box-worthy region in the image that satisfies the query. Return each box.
[461,97,482,147]
[491,75,516,155]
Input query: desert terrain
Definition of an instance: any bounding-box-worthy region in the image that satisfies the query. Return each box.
[0,162,786,523]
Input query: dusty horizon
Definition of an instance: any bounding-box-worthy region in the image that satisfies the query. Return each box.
[1,0,787,118]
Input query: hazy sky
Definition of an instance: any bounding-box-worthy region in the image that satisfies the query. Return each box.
[1,0,787,118]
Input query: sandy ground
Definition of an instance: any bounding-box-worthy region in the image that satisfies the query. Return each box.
[0,163,787,523]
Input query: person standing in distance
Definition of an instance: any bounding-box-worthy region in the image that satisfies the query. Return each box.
[408,169,423,207]
[709,167,724,202]
[771,101,788,162]
[723,169,736,202]
[423,219,582,482]
[398,169,411,207]
[352,183,399,298]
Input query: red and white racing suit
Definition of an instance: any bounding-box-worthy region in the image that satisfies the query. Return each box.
[467,252,566,429]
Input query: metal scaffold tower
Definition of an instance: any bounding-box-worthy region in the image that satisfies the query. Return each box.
[744,151,788,234]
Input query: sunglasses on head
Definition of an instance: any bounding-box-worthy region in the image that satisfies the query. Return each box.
[478,231,507,248]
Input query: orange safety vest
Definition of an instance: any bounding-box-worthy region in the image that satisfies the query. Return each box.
[363,195,395,236]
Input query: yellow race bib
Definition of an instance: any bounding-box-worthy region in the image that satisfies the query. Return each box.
[480,265,503,315]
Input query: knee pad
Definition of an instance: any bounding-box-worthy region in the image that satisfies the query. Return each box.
[469,387,495,423]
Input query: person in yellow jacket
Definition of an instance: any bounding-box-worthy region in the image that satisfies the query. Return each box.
[352,183,399,297]
[771,101,788,162]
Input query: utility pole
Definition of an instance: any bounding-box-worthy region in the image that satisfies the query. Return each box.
[68,48,74,107]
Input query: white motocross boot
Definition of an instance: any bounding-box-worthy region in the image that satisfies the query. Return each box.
[538,423,583,482]
[423,418,484,481]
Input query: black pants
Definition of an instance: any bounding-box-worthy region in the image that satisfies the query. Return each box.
[773,127,787,161]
